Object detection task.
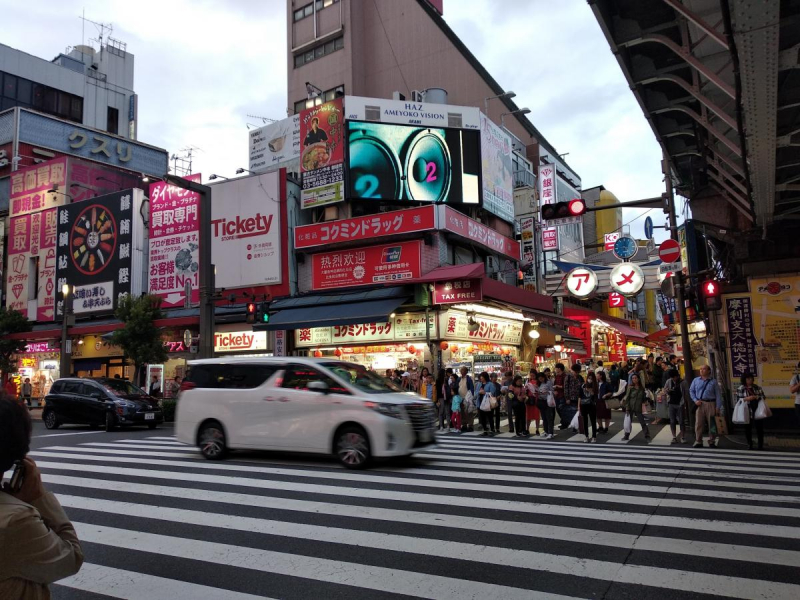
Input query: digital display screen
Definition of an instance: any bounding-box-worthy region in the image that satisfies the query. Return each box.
[346,121,480,204]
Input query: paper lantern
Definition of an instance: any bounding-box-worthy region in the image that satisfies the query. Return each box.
[466,344,474,353]
[440,341,449,351]
[450,344,458,352]
[407,344,416,354]
[313,349,323,358]
[334,348,343,357]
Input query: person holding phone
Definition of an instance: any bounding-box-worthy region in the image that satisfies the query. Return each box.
[1,396,83,598]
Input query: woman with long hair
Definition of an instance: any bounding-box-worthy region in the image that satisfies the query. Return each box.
[525,370,542,436]
[623,373,650,441]
[596,371,613,434]
[509,375,529,437]
[581,371,599,442]
[737,372,767,450]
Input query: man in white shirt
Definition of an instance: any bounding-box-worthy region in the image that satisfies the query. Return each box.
[790,361,800,426]
[594,361,608,380]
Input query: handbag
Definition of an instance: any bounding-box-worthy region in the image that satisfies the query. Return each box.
[754,399,772,420]
[547,392,556,408]
[480,396,492,412]
[623,412,632,434]
[489,394,498,410]
[715,415,729,436]
[732,399,750,424]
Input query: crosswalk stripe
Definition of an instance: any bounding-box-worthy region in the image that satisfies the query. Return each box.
[45,476,800,567]
[38,444,800,493]
[606,423,642,443]
[650,424,678,446]
[30,453,800,518]
[72,522,582,600]
[58,563,269,600]
[71,519,800,600]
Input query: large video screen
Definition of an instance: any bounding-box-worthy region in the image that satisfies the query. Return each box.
[346,121,480,204]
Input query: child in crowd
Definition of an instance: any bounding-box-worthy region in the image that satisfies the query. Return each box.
[450,394,462,433]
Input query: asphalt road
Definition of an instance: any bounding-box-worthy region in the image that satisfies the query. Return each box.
[25,419,800,599]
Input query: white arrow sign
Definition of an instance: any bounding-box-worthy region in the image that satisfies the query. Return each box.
[164,292,185,305]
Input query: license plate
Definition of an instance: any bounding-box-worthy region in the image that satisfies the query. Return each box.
[144,413,155,420]
[419,429,433,443]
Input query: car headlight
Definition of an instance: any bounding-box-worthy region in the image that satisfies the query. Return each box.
[364,401,405,419]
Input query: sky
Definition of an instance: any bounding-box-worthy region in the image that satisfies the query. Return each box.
[2,0,669,242]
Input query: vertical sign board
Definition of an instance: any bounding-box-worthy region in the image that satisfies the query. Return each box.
[6,157,68,320]
[538,164,555,209]
[519,216,536,291]
[56,189,144,316]
[273,330,286,357]
[300,97,344,209]
[148,175,202,308]
[210,173,283,288]
[542,227,559,251]
[479,113,514,223]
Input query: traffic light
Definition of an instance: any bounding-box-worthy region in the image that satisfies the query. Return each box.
[541,198,586,221]
[700,279,722,311]
[257,301,270,324]
[246,302,256,324]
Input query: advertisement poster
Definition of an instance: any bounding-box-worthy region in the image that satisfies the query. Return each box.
[519,216,536,291]
[210,173,282,288]
[311,240,422,290]
[479,113,514,223]
[56,189,144,316]
[294,205,435,249]
[6,158,68,320]
[300,97,344,209]
[295,312,436,347]
[723,275,800,408]
[148,175,201,308]
[249,114,300,173]
[347,121,480,204]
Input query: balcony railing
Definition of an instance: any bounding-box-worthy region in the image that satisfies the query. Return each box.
[513,169,535,189]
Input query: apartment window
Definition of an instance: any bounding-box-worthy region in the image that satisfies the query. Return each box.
[294,0,339,21]
[293,85,344,114]
[2,72,83,124]
[292,35,344,68]
[107,106,119,135]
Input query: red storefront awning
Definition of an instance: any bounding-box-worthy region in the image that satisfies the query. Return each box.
[563,308,649,340]
[412,262,485,283]
[6,316,199,341]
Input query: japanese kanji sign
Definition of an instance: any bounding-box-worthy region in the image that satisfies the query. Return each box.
[311,240,422,290]
[609,263,645,296]
[608,292,625,308]
[294,206,435,250]
[148,174,201,308]
[538,164,555,208]
[56,189,144,316]
[294,312,436,347]
[437,310,523,344]
[724,297,758,380]
[440,206,520,260]
[542,227,559,251]
[433,279,483,304]
[566,267,598,299]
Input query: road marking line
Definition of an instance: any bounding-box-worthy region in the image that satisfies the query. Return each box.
[35,431,107,438]
[650,425,677,446]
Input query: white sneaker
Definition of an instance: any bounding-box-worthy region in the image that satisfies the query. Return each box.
[584,436,590,443]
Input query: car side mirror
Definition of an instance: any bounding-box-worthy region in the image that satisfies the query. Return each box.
[307,381,330,394]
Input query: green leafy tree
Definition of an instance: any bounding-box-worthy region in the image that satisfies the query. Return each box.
[110,294,168,386]
[0,307,33,379]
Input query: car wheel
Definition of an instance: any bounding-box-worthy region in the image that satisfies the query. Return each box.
[198,422,227,460]
[105,412,116,432]
[43,410,60,430]
[335,426,371,469]
[148,423,158,430]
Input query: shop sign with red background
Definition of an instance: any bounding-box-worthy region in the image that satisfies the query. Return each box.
[300,98,344,209]
[311,240,422,290]
[438,310,523,344]
[608,292,625,308]
[608,330,627,362]
[433,278,483,304]
[295,312,436,347]
[294,206,435,249]
[148,175,201,308]
[439,206,519,260]
[542,228,558,251]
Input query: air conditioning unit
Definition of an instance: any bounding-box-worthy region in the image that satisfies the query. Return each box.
[411,90,424,102]
[0,158,9,168]
[485,255,498,274]
[0,150,6,159]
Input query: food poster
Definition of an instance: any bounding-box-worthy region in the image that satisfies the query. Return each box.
[148,175,202,308]
[300,97,344,209]
[56,190,139,316]
[722,275,800,407]
[479,113,514,222]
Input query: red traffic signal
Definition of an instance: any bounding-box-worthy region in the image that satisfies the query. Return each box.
[541,199,586,221]
[568,198,586,216]
[700,279,722,311]
[246,302,257,324]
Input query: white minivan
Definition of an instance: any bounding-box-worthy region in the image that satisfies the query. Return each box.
[175,357,437,468]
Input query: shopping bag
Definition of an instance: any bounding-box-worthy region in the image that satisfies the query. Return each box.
[754,399,772,420]
[569,411,580,431]
[623,412,632,434]
[480,396,491,412]
[547,392,556,408]
[714,416,729,436]
[489,394,498,410]
[732,399,750,424]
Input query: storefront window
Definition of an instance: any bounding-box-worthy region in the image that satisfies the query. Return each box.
[322,362,400,394]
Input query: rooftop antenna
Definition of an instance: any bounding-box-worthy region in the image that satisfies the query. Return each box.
[79,12,112,50]
[170,146,202,176]
[247,114,279,124]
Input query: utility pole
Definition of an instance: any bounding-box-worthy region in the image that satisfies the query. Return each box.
[59,284,75,377]
[164,174,214,359]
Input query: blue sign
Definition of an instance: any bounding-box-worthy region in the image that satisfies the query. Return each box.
[18,110,167,176]
[644,216,654,240]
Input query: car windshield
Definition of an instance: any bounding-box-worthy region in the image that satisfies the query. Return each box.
[100,379,148,397]
[321,362,401,394]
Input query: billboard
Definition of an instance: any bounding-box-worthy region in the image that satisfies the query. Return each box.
[148,175,201,308]
[311,240,422,290]
[294,205,435,250]
[300,98,345,209]
[479,113,514,222]
[347,121,480,204]
[210,173,282,288]
[56,189,145,316]
[344,96,481,130]
[249,115,300,173]
[439,206,519,260]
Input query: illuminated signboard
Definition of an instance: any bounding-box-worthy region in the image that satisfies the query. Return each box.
[346,121,480,205]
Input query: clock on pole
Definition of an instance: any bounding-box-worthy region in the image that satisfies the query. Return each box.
[612,235,638,260]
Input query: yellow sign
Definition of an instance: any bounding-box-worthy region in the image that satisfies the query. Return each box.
[20,357,37,368]
[72,335,124,358]
[723,275,800,408]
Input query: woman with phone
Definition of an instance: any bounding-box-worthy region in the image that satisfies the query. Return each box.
[1,396,83,598]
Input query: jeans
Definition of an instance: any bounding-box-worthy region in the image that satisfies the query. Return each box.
[581,403,597,438]
[627,411,649,437]
[694,400,717,443]
[513,404,527,435]
[438,401,451,428]
[538,399,554,435]
[668,404,684,436]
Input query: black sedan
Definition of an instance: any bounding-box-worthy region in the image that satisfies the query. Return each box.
[43,377,164,431]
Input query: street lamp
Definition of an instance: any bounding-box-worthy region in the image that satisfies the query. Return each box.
[235,168,254,175]
[70,183,96,197]
[208,174,229,181]
[500,108,531,128]
[60,284,74,378]
[484,90,516,113]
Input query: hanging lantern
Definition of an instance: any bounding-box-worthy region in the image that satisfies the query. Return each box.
[467,344,474,353]
[440,341,449,351]
[334,348,343,357]
[313,349,323,358]
[450,343,458,352]
[407,344,416,354]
